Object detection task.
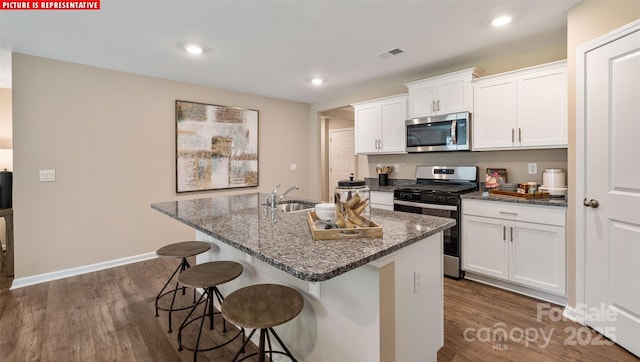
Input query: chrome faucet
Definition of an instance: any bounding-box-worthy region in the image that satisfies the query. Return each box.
[264,184,299,209]
[279,185,299,201]
[265,184,281,209]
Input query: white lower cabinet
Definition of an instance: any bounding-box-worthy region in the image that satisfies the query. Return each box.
[371,191,394,211]
[462,199,566,297]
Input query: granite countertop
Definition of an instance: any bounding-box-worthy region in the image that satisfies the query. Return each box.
[461,190,568,207]
[151,193,455,282]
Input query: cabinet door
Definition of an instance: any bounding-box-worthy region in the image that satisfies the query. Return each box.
[408,81,436,118]
[437,75,472,114]
[510,221,566,295]
[472,77,517,150]
[354,104,380,154]
[379,97,407,153]
[462,215,509,280]
[518,67,568,148]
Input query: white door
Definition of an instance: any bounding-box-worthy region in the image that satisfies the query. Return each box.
[510,221,565,295]
[379,97,407,153]
[329,128,356,199]
[462,215,509,280]
[581,21,640,357]
[472,77,517,150]
[354,104,379,153]
[518,66,568,148]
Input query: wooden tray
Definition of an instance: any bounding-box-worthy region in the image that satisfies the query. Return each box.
[489,189,550,199]
[306,211,383,240]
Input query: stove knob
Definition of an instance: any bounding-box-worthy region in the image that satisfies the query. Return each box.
[401,193,411,200]
[437,196,446,202]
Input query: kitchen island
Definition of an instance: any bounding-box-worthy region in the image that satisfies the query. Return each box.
[152,193,455,362]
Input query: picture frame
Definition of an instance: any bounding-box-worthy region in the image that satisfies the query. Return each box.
[175,100,259,193]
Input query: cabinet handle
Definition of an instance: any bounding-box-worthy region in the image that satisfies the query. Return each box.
[518,128,522,143]
[376,139,380,149]
[510,227,514,242]
[379,139,383,150]
[437,100,441,112]
[512,128,515,143]
[503,225,506,241]
[432,100,436,113]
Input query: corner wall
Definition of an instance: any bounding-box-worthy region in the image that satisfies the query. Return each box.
[566,1,640,306]
[12,54,310,278]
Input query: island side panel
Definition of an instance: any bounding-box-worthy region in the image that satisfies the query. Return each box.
[196,230,444,362]
[195,231,382,362]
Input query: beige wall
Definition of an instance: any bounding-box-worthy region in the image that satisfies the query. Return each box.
[566,1,640,306]
[0,88,12,148]
[12,54,310,278]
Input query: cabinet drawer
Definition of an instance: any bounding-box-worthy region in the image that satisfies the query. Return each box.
[371,191,394,208]
[462,199,565,226]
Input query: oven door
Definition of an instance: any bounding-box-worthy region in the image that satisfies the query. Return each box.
[393,199,463,278]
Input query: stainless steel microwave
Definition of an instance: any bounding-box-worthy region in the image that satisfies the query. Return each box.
[406,112,470,152]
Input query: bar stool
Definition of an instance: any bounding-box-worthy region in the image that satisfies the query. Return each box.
[221,284,304,362]
[177,261,244,361]
[155,241,211,332]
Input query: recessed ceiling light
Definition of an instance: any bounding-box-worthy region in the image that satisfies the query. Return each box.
[311,78,324,86]
[185,44,203,54]
[491,15,512,27]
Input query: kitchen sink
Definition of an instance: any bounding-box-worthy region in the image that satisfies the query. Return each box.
[275,200,316,213]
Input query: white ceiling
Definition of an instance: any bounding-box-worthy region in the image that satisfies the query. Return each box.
[0,0,580,104]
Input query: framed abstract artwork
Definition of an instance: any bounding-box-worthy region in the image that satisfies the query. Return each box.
[175,100,259,192]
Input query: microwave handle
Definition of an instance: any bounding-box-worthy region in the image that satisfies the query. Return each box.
[451,120,457,144]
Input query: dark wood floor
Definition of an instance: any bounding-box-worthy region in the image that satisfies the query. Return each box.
[0,258,637,361]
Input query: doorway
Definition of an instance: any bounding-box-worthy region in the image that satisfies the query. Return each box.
[319,106,359,201]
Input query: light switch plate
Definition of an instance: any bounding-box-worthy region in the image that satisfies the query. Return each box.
[528,163,537,175]
[290,163,297,171]
[39,169,56,182]
[393,164,400,173]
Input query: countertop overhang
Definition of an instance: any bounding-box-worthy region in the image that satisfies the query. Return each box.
[151,193,455,282]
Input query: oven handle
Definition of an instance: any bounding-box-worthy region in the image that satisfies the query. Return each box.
[393,200,457,211]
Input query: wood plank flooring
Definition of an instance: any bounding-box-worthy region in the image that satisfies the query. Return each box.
[0,258,638,361]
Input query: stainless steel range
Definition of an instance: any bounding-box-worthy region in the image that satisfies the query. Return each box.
[393,165,479,279]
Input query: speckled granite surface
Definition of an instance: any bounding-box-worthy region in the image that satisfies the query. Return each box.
[365,177,414,192]
[461,191,568,207]
[151,193,455,282]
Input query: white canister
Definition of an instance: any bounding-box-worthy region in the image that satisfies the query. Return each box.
[542,169,566,188]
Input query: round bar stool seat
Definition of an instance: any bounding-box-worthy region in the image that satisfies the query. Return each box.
[222,284,304,362]
[177,261,244,361]
[155,241,211,333]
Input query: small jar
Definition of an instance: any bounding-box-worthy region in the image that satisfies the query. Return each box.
[334,176,371,227]
[527,182,538,194]
[517,183,529,194]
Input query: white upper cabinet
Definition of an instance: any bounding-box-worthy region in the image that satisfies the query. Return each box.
[405,68,483,118]
[473,61,568,151]
[353,94,407,154]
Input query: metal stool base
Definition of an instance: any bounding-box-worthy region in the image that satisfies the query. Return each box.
[178,286,244,361]
[233,327,297,362]
[155,257,201,333]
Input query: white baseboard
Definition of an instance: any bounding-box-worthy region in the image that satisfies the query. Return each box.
[562,304,586,325]
[464,272,568,306]
[10,252,157,290]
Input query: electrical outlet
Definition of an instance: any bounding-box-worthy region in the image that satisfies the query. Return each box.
[393,164,400,173]
[290,164,297,171]
[413,269,423,293]
[528,163,537,175]
[39,169,56,182]
[309,282,321,298]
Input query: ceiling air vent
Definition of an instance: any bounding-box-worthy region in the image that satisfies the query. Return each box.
[376,48,406,59]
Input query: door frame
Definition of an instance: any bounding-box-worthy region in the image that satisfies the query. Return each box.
[574,19,640,322]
